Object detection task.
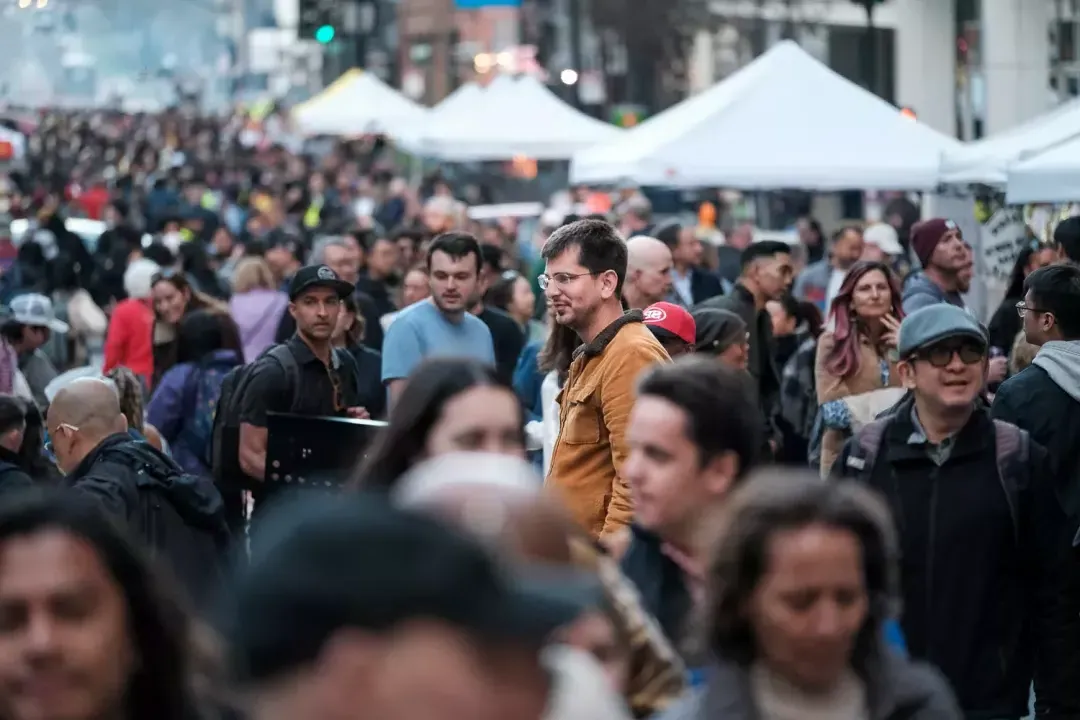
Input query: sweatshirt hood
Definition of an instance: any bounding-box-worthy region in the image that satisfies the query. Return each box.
[1033,340,1080,402]
[230,289,287,328]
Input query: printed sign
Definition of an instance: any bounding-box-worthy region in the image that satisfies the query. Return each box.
[979,208,1029,282]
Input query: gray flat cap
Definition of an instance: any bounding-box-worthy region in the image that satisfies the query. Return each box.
[897,304,987,358]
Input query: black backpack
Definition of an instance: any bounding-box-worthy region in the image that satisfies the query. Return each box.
[209,344,360,491]
[210,345,301,492]
[845,416,1029,545]
[98,441,231,611]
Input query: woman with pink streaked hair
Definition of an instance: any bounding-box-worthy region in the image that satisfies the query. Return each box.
[814,261,906,475]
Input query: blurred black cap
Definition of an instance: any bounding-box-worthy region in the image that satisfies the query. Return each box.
[224,494,593,683]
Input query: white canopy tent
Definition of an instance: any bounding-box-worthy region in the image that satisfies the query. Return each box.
[940,98,1080,186]
[394,81,485,149]
[570,40,960,190]
[1005,134,1080,204]
[407,75,622,161]
[292,69,429,137]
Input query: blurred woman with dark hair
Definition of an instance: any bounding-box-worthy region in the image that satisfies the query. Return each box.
[488,270,544,342]
[106,366,166,452]
[987,239,1055,357]
[330,293,385,419]
[149,270,231,390]
[658,470,960,720]
[772,296,827,466]
[0,491,207,720]
[767,295,823,370]
[146,310,243,477]
[815,261,905,475]
[351,357,525,489]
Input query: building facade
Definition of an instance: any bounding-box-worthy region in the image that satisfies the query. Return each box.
[696,0,1063,139]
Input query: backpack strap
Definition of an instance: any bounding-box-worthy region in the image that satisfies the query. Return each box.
[843,417,890,479]
[267,345,302,413]
[992,419,1027,547]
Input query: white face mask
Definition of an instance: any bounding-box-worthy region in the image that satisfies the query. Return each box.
[162,231,182,254]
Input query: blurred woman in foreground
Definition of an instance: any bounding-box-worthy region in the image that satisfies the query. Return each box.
[659,470,960,720]
[352,357,525,487]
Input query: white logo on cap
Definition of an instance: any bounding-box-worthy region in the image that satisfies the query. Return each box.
[317,266,337,280]
[945,220,957,230]
[643,307,667,322]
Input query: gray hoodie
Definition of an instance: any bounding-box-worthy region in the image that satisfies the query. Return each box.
[1031,340,1080,402]
[901,272,965,315]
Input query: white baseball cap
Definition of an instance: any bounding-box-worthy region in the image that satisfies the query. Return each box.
[8,293,69,333]
[863,223,903,256]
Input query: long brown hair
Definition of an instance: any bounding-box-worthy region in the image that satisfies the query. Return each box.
[823,261,904,380]
[538,322,578,383]
[107,366,145,432]
[151,271,228,324]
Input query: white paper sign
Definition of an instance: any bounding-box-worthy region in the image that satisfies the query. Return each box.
[979,208,1028,282]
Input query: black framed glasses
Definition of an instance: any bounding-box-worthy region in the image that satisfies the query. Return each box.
[1015,301,1050,318]
[916,340,986,368]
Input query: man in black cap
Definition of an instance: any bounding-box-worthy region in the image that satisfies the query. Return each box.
[228,494,588,720]
[235,265,367,512]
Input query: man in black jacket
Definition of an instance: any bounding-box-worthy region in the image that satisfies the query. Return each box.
[993,263,1080,520]
[832,304,1080,718]
[620,357,761,660]
[654,221,723,307]
[46,378,230,610]
[696,241,793,453]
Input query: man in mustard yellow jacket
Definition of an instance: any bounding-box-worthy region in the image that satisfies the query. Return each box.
[541,219,671,543]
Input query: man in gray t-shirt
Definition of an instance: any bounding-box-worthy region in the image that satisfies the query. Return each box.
[381,233,495,403]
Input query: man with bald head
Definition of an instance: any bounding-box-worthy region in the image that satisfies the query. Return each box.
[623,236,673,310]
[48,377,230,609]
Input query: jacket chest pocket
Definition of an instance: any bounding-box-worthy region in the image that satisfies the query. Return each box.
[562,385,601,445]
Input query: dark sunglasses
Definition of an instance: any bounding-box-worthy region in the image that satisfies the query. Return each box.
[915,340,986,368]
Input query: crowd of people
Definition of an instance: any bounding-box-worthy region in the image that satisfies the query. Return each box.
[0,107,1074,720]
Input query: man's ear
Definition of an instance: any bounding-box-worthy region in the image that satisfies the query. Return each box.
[897,359,917,390]
[702,450,738,499]
[600,269,619,300]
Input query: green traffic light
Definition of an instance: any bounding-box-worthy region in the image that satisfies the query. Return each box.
[315,25,335,43]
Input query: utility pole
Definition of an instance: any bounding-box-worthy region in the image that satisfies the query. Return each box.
[782,0,795,40]
[567,0,583,107]
[854,0,882,96]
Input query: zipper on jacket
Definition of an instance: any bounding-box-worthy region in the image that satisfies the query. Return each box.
[925,466,940,661]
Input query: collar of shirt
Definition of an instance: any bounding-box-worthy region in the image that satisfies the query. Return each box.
[907,406,956,466]
[661,541,706,603]
[287,335,341,369]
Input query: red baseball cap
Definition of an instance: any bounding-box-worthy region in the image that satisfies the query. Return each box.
[643,302,696,345]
